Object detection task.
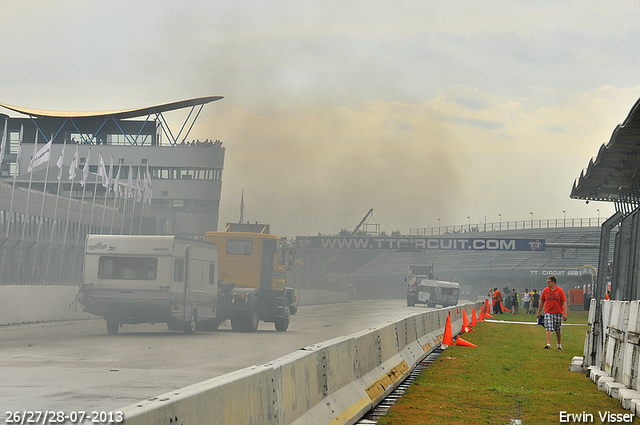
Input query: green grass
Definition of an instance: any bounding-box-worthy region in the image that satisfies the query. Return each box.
[379,310,633,425]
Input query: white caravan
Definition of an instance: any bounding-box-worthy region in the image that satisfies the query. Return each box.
[78,235,217,334]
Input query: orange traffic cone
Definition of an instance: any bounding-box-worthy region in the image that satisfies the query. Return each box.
[471,307,478,326]
[456,308,459,314]
[442,313,453,346]
[461,309,471,333]
[455,336,477,347]
[501,304,511,313]
[479,308,485,322]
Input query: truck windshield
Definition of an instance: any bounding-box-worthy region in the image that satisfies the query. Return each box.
[226,239,252,255]
[98,256,158,280]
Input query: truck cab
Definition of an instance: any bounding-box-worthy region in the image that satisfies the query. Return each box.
[205,223,297,332]
[406,264,435,306]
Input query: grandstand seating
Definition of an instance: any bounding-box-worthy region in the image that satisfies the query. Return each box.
[340,226,610,298]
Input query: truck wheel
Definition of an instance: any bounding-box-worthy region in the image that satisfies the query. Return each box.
[184,309,197,334]
[167,317,182,331]
[274,306,290,331]
[106,318,119,335]
[245,298,260,332]
[230,315,243,332]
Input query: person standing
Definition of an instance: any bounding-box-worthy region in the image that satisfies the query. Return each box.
[511,288,519,314]
[493,287,503,314]
[531,289,540,313]
[523,288,531,314]
[537,276,568,349]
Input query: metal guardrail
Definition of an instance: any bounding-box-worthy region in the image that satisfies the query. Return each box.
[410,217,604,236]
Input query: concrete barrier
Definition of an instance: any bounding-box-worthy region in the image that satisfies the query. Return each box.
[295,289,349,305]
[114,303,479,425]
[580,300,640,418]
[1,283,478,424]
[0,286,348,326]
[0,285,92,325]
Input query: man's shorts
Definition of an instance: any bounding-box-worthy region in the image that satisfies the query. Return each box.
[544,313,563,332]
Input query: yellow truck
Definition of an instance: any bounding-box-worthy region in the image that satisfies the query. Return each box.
[204,223,297,332]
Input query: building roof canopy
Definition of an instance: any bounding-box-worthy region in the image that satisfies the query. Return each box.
[0,96,223,120]
[570,97,640,204]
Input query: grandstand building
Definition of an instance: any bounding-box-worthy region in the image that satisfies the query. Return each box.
[0,97,225,283]
[294,220,609,299]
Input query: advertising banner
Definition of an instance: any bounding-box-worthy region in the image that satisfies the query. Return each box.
[295,236,545,251]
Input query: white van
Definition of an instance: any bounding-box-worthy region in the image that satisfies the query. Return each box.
[415,279,460,308]
[78,235,218,334]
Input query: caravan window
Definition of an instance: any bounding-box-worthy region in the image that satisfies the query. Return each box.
[98,256,157,280]
[174,259,184,282]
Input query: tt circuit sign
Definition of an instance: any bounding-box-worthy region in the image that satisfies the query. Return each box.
[295,236,545,251]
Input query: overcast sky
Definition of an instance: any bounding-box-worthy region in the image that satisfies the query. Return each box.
[1,1,639,237]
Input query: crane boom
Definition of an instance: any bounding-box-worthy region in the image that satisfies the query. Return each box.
[352,209,374,235]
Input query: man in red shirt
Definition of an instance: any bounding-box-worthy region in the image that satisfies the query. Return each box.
[537,275,568,349]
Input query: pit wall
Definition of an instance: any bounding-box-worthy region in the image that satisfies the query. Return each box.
[0,285,91,325]
[0,286,348,326]
[116,302,482,425]
[581,299,640,415]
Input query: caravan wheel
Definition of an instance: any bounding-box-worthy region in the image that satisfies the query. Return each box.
[106,318,119,335]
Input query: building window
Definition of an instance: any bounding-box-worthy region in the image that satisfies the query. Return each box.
[105,134,151,146]
[147,166,222,181]
[9,132,20,154]
[70,133,95,144]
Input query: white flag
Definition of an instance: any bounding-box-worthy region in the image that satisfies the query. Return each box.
[113,166,121,198]
[28,140,52,172]
[136,167,142,202]
[15,125,23,175]
[0,118,7,165]
[127,163,133,199]
[68,145,78,180]
[107,156,113,193]
[56,147,65,181]
[145,164,152,205]
[81,150,90,186]
[142,169,148,203]
[99,155,109,189]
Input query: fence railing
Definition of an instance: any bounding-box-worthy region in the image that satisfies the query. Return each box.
[410,217,604,236]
